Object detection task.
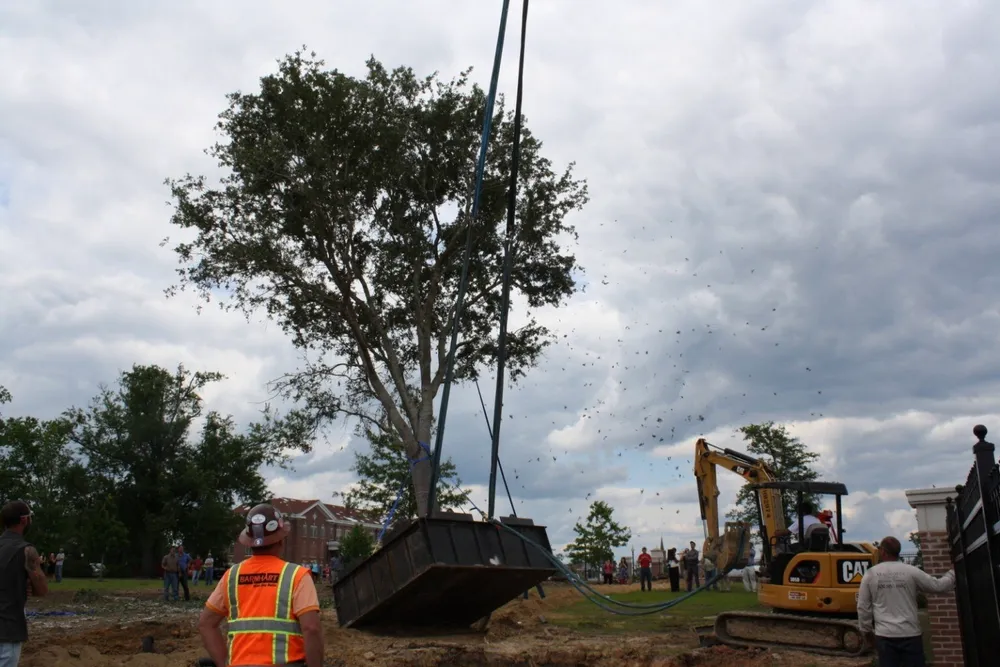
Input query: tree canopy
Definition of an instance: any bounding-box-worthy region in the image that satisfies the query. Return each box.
[565,500,631,567]
[0,364,306,577]
[727,422,821,531]
[343,427,470,529]
[165,51,588,515]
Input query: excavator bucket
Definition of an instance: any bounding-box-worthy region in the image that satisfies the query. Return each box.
[718,522,751,571]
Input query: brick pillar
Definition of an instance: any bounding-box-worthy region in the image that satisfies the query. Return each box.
[906,487,964,667]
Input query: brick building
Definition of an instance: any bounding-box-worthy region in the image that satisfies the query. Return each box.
[228,497,381,566]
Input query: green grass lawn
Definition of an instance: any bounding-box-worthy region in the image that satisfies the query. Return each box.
[549,583,763,634]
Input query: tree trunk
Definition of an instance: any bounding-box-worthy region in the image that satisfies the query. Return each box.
[141,538,158,579]
[410,410,435,517]
[411,458,433,517]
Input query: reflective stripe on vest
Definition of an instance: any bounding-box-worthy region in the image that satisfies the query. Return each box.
[225,561,304,665]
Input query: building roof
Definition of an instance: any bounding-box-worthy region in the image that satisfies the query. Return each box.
[235,497,379,525]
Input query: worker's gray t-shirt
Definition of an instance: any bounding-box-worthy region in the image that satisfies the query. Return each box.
[857,561,955,638]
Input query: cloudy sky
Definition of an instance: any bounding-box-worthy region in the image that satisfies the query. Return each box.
[3,0,999,559]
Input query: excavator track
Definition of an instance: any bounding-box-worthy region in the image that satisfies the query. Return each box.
[702,610,869,658]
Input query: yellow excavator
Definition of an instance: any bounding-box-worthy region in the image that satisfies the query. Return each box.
[693,438,879,657]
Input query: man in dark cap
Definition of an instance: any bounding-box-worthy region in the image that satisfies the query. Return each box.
[0,500,49,666]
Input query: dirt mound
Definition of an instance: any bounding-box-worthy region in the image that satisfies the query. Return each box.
[19,645,205,667]
[21,618,204,667]
[668,645,871,667]
[45,619,198,654]
[320,635,682,666]
[20,582,871,667]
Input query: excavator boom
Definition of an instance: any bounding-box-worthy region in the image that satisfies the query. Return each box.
[693,438,784,570]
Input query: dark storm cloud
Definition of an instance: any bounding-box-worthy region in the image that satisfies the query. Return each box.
[3,0,1000,554]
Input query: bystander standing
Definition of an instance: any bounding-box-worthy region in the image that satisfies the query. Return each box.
[682,541,700,591]
[54,549,65,584]
[637,547,653,592]
[161,546,180,602]
[202,553,215,586]
[742,545,758,593]
[176,546,191,601]
[0,501,49,667]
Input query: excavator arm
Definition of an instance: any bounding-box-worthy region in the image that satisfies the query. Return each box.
[694,438,786,570]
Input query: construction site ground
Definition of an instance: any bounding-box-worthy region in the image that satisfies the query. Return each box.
[20,578,876,667]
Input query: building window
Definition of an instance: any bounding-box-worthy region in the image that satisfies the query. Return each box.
[311,524,317,538]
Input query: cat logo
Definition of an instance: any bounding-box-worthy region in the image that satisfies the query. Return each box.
[733,465,747,475]
[838,559,870,584]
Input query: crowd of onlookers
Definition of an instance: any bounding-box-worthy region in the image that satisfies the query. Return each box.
[595,540,760,594]
[158,546,347,600]
[160,545,217,601]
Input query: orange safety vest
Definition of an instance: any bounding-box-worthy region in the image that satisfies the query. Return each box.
[224,556,309,666]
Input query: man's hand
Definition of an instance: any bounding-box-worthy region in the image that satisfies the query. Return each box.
[25,546,49,597]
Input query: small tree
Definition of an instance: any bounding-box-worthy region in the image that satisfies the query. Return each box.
[340,524,375,568]
[727,422,820,532]
[909,531,924,569]
[565,501,631,572]
[344,428,470,527]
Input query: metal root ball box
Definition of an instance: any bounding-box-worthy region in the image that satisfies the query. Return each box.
[332,514,557,629]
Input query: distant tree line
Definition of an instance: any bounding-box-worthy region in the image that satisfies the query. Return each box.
[0,364,309,578]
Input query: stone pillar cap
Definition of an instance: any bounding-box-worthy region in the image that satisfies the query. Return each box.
[906,487,955,508]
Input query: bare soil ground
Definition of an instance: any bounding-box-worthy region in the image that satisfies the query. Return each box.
[19,582,873,667]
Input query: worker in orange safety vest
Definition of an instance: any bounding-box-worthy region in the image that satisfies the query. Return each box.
[198,503,324,667]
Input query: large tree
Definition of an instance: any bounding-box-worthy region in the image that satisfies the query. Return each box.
[343,427,470,528]
[0,391,129,572]
[727,422,821,531]
[565,501,631,569]
[165,52,588,515]
[68,364,306,575]
[0,410,81,553]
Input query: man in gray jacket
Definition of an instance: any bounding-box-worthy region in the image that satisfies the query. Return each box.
[857,535,955,667]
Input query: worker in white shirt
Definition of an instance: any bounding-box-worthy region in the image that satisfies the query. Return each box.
[857,535,955,667]
[742,545,757,593]
[794,501,823,533]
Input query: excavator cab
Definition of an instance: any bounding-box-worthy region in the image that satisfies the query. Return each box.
[749,481,878,616]
[752,480,850,561]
